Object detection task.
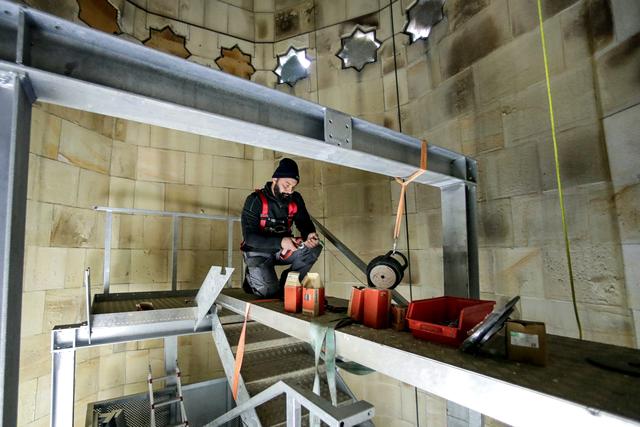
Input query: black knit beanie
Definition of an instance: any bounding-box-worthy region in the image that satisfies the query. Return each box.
[272,158,300,182]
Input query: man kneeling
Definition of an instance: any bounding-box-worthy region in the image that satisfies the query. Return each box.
[240,158,321,298]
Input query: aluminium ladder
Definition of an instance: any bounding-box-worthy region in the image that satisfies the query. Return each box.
[148,363,189,427]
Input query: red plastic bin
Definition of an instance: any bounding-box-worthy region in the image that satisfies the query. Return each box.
[406,297,495,346]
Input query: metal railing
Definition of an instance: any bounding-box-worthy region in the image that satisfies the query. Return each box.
[94,206,240,294]
[205,380,374,427]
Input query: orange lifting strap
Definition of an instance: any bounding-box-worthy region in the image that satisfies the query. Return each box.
[231,298,279,401]
[393,141,428,248]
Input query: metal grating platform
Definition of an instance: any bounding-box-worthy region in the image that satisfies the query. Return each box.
[86,378,237,427]
[91,290,199,314]
[217,288,640,427]
[247,371,353,427]
[219,317,357,426]
[223,321,292,349]
[87,390,171,427]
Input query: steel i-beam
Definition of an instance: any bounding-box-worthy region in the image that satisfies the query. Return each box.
[0,70,32,426]
[0,0,479,297]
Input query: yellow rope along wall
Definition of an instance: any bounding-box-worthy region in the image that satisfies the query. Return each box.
[536,0,583,339]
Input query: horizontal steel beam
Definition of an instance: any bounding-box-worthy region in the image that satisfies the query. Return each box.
[0,1,476,188]
[51,309,245,351]
[94,206,241,222]
[215,294,639,427]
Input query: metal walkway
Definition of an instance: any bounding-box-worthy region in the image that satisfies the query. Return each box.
[50,276,640,427]
[218,323,357,426]
[216,289,640,427]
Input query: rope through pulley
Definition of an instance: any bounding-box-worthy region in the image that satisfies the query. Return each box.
[366,141,428,290]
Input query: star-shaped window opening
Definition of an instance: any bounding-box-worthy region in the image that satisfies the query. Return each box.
[273,46,312,87]
[143,26,191,59]
[215,45,256,80]
[336,26,381,72]
[77,0,121,34]
[403,0,446,43]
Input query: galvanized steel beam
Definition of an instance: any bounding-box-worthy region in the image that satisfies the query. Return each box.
[0,1,479,298]
[49,311,246,426]
[0,1,475,189]
[50,348,76,426]
[215,293,640,427]
[51,310,245,351]
[0,70,32,427]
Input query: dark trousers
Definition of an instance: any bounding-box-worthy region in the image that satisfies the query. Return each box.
[242,245,322,298]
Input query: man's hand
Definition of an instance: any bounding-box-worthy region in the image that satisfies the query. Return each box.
[281,237,299,253]
[304,232,320,249]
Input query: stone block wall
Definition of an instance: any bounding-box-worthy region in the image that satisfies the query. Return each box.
[283,0,639,347]
[16,0,640,425]
[272,0,640,425]
[20,102,268,426]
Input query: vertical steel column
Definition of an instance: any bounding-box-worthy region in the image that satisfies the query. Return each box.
[164,336,178,387]
[51,349,76,426]
[465,181,479,299]
[226,219,233,270]
[171,216,179,291]
[440,181,479,298]
[84,269,92,344]
[0,70,33,426]
[286,395,302,427]
[447,401,483,427]
[102,211,112,294]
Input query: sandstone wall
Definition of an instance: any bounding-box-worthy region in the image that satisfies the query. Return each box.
[20,102,274,425]
[16,0,640,426]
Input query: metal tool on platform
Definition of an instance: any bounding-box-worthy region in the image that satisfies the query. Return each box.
[460,296,521,353]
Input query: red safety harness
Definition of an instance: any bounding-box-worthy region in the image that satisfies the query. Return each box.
[256,189,297,232]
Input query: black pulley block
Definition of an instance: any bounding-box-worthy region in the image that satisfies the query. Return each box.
[366,250,408,289]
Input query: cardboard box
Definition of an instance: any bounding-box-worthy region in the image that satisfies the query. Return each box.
[348,286,365,322]
[284,272,302,313]
[363,288,391,329]
[506,320,547,366]
[302,273,324,316]
[391,305,407,331]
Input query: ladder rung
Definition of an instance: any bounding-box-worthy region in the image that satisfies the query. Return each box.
[152,396,182,409]
[168,424,188,427]
[149,374,178,383]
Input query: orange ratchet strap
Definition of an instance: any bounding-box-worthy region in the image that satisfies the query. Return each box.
[393,140,428,250]
[231,298,279,401]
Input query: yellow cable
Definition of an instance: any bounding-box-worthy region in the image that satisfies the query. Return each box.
[536,0,583,339]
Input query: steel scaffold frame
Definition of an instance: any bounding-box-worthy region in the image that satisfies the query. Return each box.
[0,2,483,426]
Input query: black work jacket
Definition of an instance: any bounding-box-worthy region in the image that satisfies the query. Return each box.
[241,182,315,252]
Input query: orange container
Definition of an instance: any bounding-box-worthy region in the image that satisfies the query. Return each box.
[348,286,365,322]
[284,272,302,313]
[302,287,325,316]
[284,286,302,313]
[363,288,391,329]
